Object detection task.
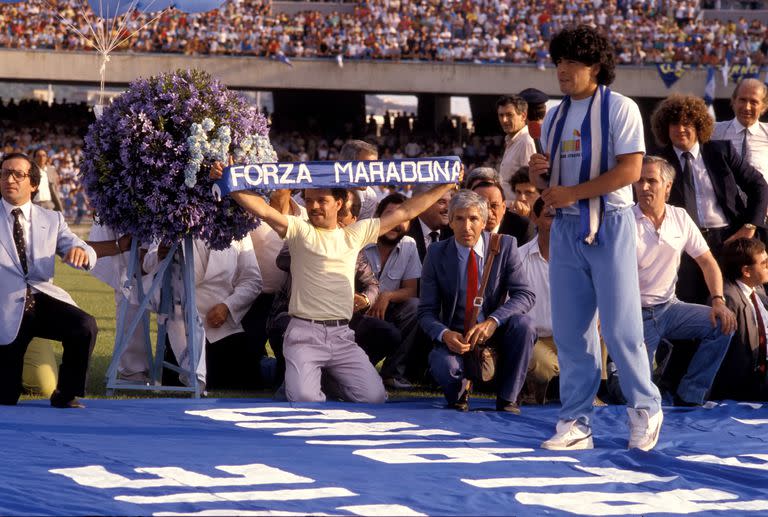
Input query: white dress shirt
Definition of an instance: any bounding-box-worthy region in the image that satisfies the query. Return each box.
[518,237,552,337]
[499,125,536,200]
[674,142,729,228]
[250,199,306,294]
[419,217,439,251]
[736,280,768,340]
[713,119,768,180]
[634,204,709,306]
[3,198,32,254]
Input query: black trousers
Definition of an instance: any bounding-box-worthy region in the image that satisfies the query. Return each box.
[240,292,274,360]
[0,292,97,405]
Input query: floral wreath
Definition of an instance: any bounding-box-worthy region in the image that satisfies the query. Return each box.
[81,69,276,250]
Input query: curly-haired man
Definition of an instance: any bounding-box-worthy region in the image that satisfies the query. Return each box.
[529,25,662,451]
[652,93,768,304]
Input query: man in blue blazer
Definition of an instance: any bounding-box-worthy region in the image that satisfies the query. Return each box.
[418,189,536,412]
[0,153,98,408]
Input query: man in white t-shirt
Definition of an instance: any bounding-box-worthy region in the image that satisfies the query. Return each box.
[634,156,735,406]
[211,163,456,402]
[530,26,662,452]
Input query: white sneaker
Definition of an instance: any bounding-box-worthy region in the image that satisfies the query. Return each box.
[541,419,594,450]
[627,408,663,451]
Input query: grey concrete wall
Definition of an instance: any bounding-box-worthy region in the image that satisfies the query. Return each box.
[0,49,740,99]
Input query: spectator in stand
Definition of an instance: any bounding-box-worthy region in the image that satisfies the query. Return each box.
[470,178,535,246]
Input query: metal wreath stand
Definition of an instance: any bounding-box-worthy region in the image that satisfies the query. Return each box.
[104,237,202,398]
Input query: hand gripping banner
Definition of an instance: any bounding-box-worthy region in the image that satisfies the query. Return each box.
[213,156,462,200]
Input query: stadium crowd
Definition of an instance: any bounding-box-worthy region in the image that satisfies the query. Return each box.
[1,24,767,455]
[1,0,767,66]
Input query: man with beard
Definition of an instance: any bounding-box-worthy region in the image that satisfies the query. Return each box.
[407,184,453,263]
[363,193,422,389]
[212,162,456,403]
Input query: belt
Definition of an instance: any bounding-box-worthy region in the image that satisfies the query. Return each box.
[699,226,728,238]
[293,316,350,327]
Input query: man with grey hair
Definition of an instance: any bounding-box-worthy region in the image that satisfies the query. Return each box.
[339,140,380,220]
[419,189,536,412]
[497,95,536,201]
[632,155,735,406]
[712,78,768,181]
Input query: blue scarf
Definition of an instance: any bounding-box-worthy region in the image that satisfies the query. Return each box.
[546,86,611,245]
[213,156,462,199]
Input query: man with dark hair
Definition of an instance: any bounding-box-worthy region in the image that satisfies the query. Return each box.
[471,179,534,246]
[651,93,768,304]
[508,166,541,218]
[714,238,768,401]
[497,95,536,202]
[419,190,535,413]
[363,193,422,389]
[0,152,98,408]
[406,184,453,263]
[212,159,456,403]
[712,78,768,180]
[530,25,662,451]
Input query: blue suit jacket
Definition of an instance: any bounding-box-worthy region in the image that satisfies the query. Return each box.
[0,203,96,344]
[418,231,535,342]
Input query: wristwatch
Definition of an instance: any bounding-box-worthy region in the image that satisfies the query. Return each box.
[744,223,757,231]
[710,295,726,304]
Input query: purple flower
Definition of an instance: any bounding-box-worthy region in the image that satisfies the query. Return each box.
[81,70,265,250]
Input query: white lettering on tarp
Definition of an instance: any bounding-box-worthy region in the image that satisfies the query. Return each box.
[516,488,768,515]
[116,487,356,505]
[237,421,458,438]
[307,437,495,446]
[339,504,427,516]
[335,162,353,183]
[50,464,312,489]
[152,504,425,516]
[733,418,768,425]
[352,447,578,464]
[185,408,375,423]
[463,466,677,488]
[678,454,768,471]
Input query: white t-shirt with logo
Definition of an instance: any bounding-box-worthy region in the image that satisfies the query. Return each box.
[542,91,645,215]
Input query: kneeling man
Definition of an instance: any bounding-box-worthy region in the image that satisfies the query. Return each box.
[634,156,735,405]
[419,189,536,412]
[0,153,98,408]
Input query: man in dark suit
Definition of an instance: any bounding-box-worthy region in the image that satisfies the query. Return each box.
[406,184,453,263]
[0,153,98,408]
[713,238,768,401]
[651,94,768,304]
[419,189,536,413]
[471,179,535,246]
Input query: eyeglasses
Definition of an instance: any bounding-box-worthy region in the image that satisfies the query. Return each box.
[0,169,30,181]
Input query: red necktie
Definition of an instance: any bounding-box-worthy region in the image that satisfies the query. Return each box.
[750,291,767,377]
[464,249,478,333]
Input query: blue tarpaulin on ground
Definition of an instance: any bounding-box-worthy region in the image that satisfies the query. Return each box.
[0,398,766,516]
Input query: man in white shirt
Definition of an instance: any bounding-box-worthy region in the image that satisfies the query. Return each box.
[518,198,558,403]
[363,193,422,389]
[406,184,453,263]
[712,78,768,181]
[497,95,536,202]
[634,156,735,406]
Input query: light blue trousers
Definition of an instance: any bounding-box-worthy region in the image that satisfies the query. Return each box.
[550,207,660,426]
[642,299,732,404]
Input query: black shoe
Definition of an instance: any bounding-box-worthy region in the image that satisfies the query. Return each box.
[449,391,470,412]
[50,390,85,409]
[673,393,700,407]
[496,398,521,414]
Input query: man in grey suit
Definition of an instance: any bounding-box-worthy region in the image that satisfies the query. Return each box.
[0,153,97,408]
[419,190,536,413]
[714,238,768,401]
